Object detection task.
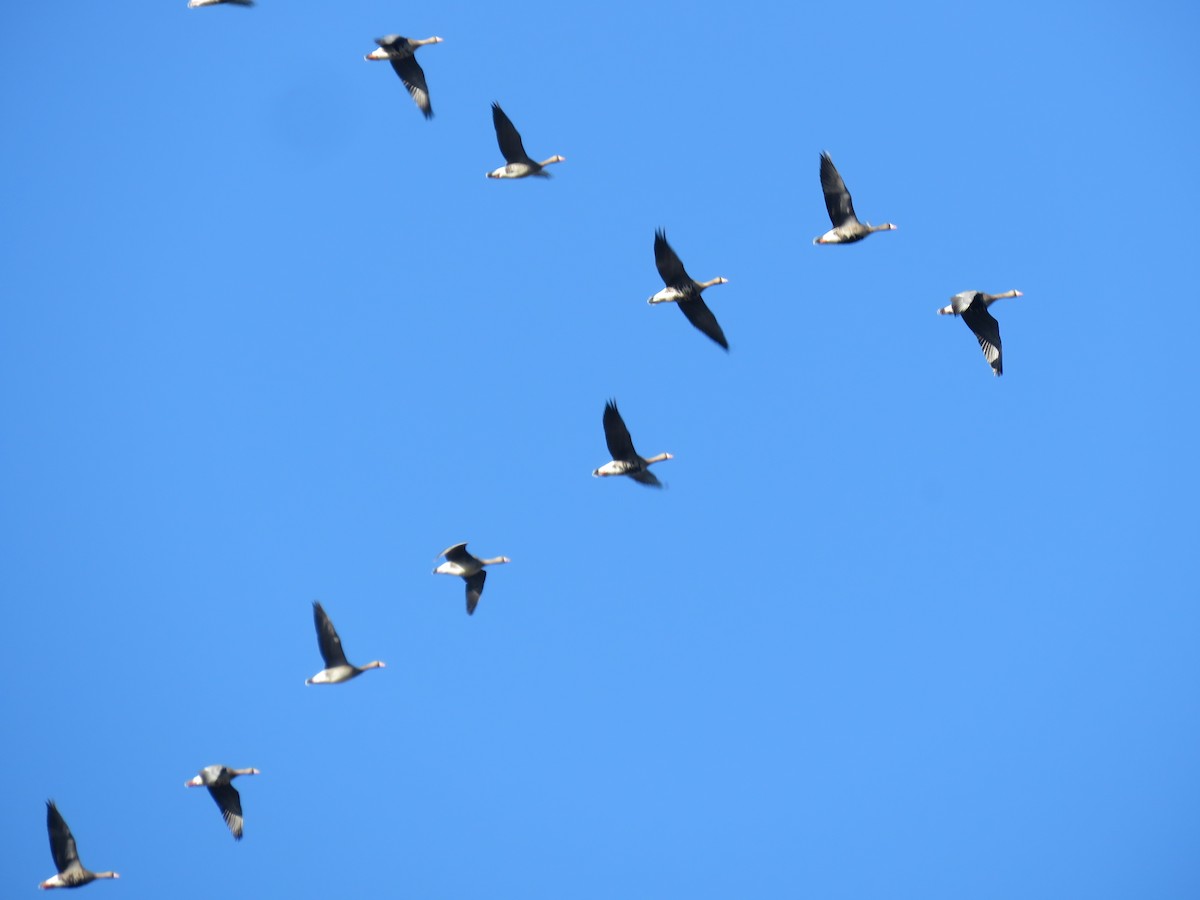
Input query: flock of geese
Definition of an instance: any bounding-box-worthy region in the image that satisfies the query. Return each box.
[35,1,1030,890]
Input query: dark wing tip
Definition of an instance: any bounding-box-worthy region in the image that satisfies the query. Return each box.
[490,104,528,163]
[679,298,729,350]
[819,151,837,176]
[312,601,349,667]
[211,785,245,840]
[444,541,469,557]
[465,570,486,615]
[653,231,688,285]
[653,229,671,262]
[225,811,244,840]
[602,398,624,428]
[45,800,66,827]
[631,469,664,488]
[45,800,77,871]
[602,400,638,460]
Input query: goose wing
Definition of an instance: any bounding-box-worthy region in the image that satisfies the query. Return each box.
[678,298,729,350]
[629,469,663,488]
[602,400,638,461]
[440,542,474,565]
[312,601,349,669]
[465,571,486,615]
[960,302,1003,375]
[391,55,433,118]
[208,783,245,840]
[46,801,82,875]
[819,152,858,228]
[491,103,531,165]
[653,230,691,289]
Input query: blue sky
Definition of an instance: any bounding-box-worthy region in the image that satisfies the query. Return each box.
[2,1,1199,896]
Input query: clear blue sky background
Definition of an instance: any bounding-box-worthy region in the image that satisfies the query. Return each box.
[2,1,1198,896]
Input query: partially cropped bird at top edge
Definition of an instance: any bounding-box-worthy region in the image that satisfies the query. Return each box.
[938,289,1023,376]
[433,543,510,615]
[593,399,673,488]
[306,601,385,685]
[365,35,443,119]
[39,801,119,890]
[813,152,896,244]
[187,0,253,7]
[649,229,730,350]
[487,103,565,178]
[186,765,260,841]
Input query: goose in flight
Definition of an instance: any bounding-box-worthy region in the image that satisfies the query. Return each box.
[592,400,673,488]
[487,103,564,178]
[938,289,1023,376]
[434,543,510,615]
[649,229,729,350]
[306,601,386,685]
[813,152,896,244]
[365,35,443,119]
[186,765,260,840]
[39,801,119,890]
[188,0,253,7]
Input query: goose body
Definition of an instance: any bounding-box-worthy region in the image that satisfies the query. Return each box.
[813,152,896,244]
[365,35,443,119]
[39,801,119,890]
[186,765,260,840]
[306,601,385,685]
[487,103,564,178]
[433,543,510,615]
[938,289,1023,376]
[649,229,729,350]
[188,0,253,6]
[592,400,673,488]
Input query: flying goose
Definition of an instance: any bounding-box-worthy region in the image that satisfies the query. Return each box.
[39,801,119,890]
[592,400,673,488]
[434,543,510,615]
[486,103,564,178]
[813,152,896,244]
[649,229,729,350]
[306,601,386,685]
[365,35,443,119]
[188,0,253,7]
[186,765,260,840]
[938,289,1023,376]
